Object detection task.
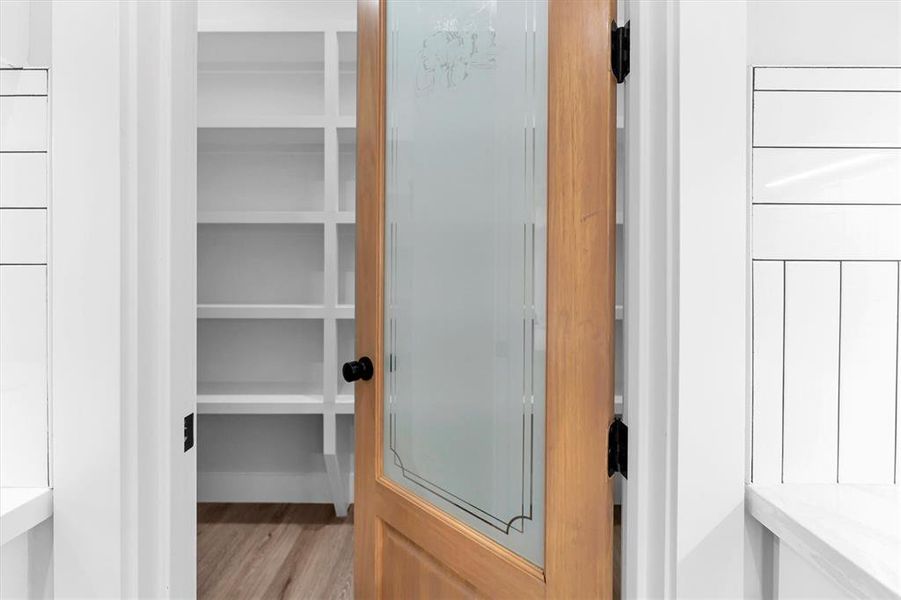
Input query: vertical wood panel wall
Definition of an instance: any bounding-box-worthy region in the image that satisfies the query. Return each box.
[750,67,901,485]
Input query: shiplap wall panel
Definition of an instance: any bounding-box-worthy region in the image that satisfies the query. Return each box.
[0,70,48,95]
[753,204,901,260]
[0,68,50,492]
[752,261,784,483]
[0,97,48,151]
[753,91,901,148]
[752,148,901,206]
[0,266,49,487]
[0,153,48,208]
[754,67,901,92]
[838,262,898,483]
[0,209,47,264]
[751,67,901,486]
[782,262,840,483]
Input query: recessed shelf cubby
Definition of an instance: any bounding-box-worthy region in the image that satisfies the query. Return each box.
[198,128,325,214]
[198,318,324,402]
[198,32,325,124]
[198,223,324,305]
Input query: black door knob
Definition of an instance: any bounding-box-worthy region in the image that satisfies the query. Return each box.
[343,356,374,382]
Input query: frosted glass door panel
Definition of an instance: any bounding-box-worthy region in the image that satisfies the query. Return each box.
[384,0,547,567]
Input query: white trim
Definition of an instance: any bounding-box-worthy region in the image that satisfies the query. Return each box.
[621,0,680,596]
[51,2,197,597]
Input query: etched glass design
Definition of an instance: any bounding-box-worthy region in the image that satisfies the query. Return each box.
[384,0,548,566]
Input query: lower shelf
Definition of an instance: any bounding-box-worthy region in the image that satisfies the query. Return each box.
[0,487,52,546]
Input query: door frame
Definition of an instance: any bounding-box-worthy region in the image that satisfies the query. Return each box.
[51,2,198,597]
[355,0,618,596]
[619,1,758,598]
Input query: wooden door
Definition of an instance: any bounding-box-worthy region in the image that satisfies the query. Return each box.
[352,0,617,597]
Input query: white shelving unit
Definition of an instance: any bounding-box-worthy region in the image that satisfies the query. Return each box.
[197,17,356,516]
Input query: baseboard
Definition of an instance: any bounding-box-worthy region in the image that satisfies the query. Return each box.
[198,471,355,504]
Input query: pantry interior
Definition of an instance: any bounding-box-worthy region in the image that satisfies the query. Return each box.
[193,0,626,518]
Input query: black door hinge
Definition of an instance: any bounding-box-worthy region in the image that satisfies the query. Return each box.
[607,417,628,478]
[184,413,195,452]
[611,21,630,84]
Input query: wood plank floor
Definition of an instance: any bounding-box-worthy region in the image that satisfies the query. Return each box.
[198,503,354,600]
[198,503,620,599]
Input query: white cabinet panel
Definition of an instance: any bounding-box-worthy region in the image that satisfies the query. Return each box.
[0,209,46,264]
[783,262,839,483]
[755,67,901,92]
[0,266,48,487]
[0,70,48,95]
[0,153,48,208]
[753,205,901,260]
[0,97,47,151]
[776,540,855,600]
[752,261,784,483]
[837,262,897,484]
[754,92,901,148]
[752,148,901,205]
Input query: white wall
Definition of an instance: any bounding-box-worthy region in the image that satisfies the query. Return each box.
[51,2,126,596]
[664,3,900,598]
[748,1,901,66]
[672,1,756,598]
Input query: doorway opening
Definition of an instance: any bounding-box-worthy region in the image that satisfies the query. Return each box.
[194,3,358,598]
[192,1,625,597]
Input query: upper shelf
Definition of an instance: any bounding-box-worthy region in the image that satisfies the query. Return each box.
[199,31,324,72]
[198,32,327,125]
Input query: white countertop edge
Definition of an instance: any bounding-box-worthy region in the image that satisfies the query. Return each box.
[0,487,53,546]
[747,484,899,600]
